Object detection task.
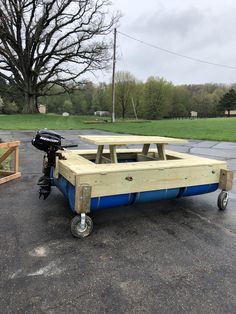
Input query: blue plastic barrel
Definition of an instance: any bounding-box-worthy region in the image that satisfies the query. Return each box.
[54,175,219,213]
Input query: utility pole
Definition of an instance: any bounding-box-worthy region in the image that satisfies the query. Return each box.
[131,96,138,120]
[111,28,117,123]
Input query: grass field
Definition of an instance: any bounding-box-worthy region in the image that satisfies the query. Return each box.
[0,114,236,141]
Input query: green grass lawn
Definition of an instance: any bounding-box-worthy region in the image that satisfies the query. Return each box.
[0,114,236,141]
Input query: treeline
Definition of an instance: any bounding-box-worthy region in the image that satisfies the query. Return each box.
[0,72,235,118]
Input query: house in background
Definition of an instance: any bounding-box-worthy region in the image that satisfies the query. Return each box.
[190,111,198,119]
[38,104,46,114]
[225,110,236,117]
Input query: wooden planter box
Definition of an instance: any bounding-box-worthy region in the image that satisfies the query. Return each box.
[0,141,21,184]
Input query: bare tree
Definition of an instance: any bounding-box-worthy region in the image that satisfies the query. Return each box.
[0,0,118,113]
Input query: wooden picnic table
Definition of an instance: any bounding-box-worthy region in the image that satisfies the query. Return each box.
[79,135,187,164]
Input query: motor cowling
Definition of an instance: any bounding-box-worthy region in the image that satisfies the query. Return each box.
[32,130,63,152]
[32,130,63,199]
[32,130,77,200]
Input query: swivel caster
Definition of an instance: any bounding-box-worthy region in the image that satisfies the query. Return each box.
[70,213,93,238]
[217,190,229,211]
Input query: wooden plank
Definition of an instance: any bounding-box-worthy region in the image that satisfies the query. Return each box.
[75,176,81,213]
[157,144,167,160]
[0,147,15,164]
[59,157,226,178]
[0,171,14,176]
[101,156,111,164]
[60,155,225,176]
[66,148,209,165]
[79,135,187,145]
[62,148,198,160]
[219,169,234,191]
[79,164,226,197]
[142,144,150,155]
[0,141,20,149]
[58,155,226,189]
[14,146,19,172]
[74,177,91,214]
[109,145,118,163]
[137,154,156,162]
[95,145,104,164]
[53,156,59,179]
[0,172,21,185]
[62,152,95,165]
[59,162,76,185]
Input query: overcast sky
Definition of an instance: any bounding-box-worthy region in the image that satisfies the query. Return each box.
[95,0,236,85]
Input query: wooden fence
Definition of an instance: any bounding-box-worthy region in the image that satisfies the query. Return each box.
[0,141,21,184]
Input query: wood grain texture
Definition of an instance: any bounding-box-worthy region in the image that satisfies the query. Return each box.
[219,169,234,191]
[58,148,227,197]
[79,135,187,145]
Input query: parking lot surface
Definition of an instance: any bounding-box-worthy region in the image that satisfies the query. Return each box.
[0,130,236,314]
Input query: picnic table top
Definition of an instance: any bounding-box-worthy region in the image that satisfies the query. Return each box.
[79,135,187,146]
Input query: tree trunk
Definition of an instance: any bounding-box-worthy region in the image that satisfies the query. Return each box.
[228,109,230,117]
[22,94,38,113]
[121,100,126,119]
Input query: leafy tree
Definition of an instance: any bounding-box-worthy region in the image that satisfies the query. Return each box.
[129,81,145,119]
[218,89,236,117]
[115,71,136,119]
[70,82,96,114]
[0,77,24,110]
[171,86,190,117]
[93,82,111,112]
[211,88,226,115]
[144,77,173,119]
[0,0,118,113]
[3,101,18,114]
[62,99,74,114]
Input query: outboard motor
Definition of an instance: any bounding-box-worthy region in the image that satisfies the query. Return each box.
[32,130,76,199]
[32,129,63,153]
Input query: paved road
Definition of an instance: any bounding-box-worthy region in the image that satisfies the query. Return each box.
[0,130,236,314]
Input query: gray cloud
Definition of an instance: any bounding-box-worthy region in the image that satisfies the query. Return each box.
[133,7,205,39]
[92,0,236,85]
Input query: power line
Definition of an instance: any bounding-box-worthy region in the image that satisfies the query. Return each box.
[118,30,236,70]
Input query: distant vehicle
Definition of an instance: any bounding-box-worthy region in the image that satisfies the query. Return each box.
[94,111,110,117]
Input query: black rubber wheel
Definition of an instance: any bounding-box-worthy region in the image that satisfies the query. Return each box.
[217,191,229,211]
[70,215,93,238]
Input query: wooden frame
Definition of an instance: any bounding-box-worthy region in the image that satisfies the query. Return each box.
[219,169,234,191]
[0,141,21,185]
[75,181,92,214]
[58,148,229,198]
[52,135,233,213]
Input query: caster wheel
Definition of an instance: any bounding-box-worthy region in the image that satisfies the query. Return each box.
[217,191,229,211]
[70,215,93,238]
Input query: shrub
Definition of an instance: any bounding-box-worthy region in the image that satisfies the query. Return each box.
[3,101,18,114]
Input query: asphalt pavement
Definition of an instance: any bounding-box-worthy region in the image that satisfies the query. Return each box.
[0,130,235,314]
